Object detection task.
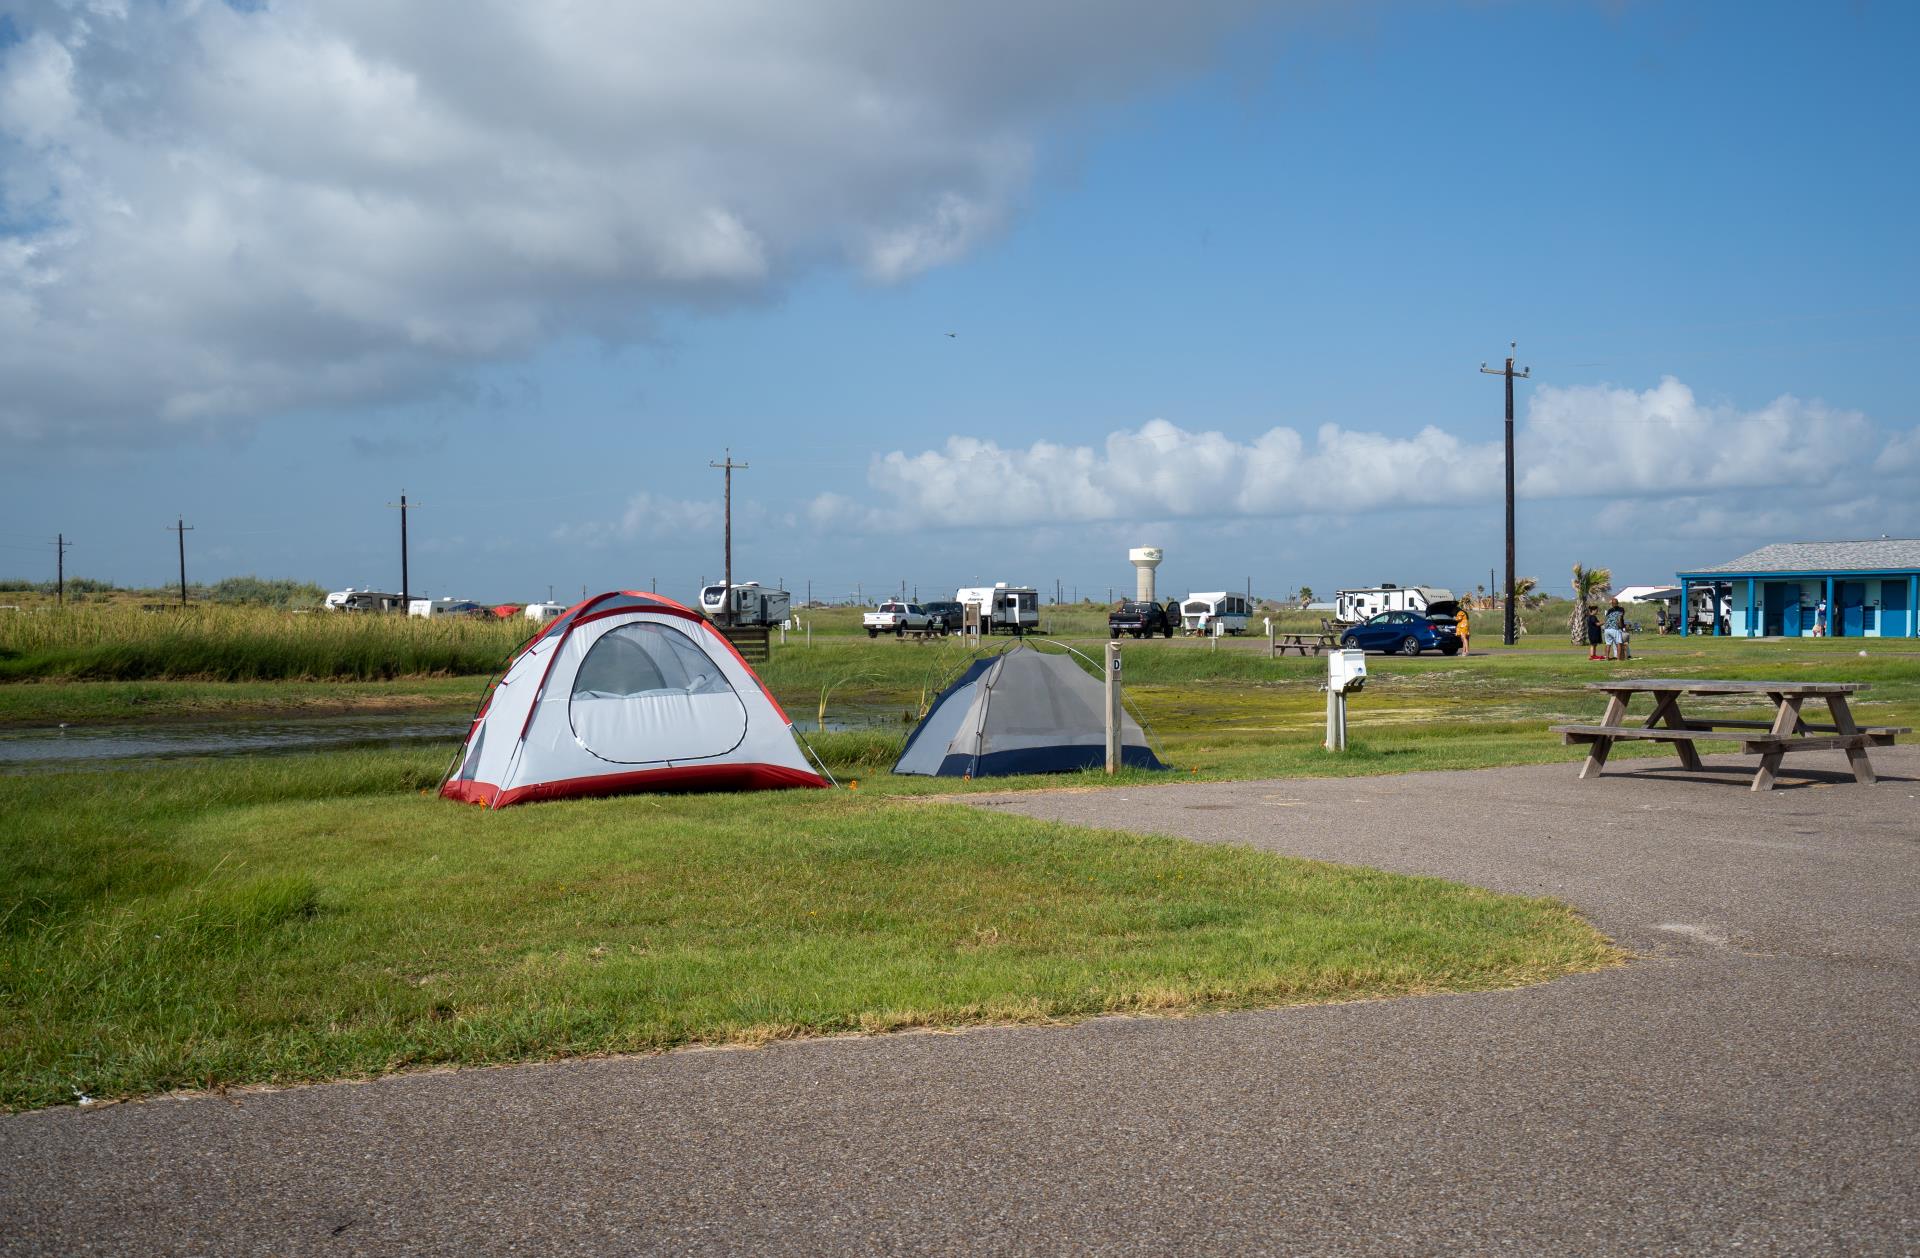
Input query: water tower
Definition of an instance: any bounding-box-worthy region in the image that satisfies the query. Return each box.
[1128,547,1164,603]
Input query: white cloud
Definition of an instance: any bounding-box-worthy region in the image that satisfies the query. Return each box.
[1518,376,1877,498]
[551,492,722,547]
[840,377,1913,530]
[0,0,1262,443]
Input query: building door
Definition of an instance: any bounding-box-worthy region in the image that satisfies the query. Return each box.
[1838,582,1866,637]
[1763,583,1790,636]
[1883,579,1909,638]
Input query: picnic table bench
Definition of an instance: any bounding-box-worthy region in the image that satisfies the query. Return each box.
[1271,632,1338,657]
[1549,679,1906,792]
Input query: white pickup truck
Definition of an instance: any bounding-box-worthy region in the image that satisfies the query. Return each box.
[863,601,935,637]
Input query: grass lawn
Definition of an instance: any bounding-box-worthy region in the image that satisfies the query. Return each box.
[0,750,1618,1111]
[7,618,1914,1111]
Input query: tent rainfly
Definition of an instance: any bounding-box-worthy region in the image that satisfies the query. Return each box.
[893,645,1166,777]
[442,591,828,807]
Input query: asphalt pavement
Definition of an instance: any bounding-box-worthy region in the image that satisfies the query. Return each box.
[4,746,1916,1256]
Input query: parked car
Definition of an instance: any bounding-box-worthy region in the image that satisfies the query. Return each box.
[863,601,935,637]
[922,600,966,631]
[1108,600,1175,639]
[1339,610,1460,656]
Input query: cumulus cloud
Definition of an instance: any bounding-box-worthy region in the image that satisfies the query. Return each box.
[1518,377,1878,498]
[551,492,723,546]
[0,0,1261,443]
[835,377,1912,530]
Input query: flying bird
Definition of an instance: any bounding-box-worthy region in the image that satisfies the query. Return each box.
[945,332,957,338]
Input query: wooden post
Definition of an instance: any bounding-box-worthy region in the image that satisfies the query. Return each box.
[1105,641,1122,774]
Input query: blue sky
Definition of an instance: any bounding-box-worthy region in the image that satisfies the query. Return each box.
[2,0,1915,605]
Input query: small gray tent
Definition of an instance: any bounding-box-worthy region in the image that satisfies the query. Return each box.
[893,645,1166,777]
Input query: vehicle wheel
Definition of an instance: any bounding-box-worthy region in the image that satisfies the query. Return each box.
[1398,636,1421,656]
[867,628,877,638]
[1442,644,1460,656]
[1341,634,1360,650]
[1163,624,1173,638]
[1110,630,1119,640]
[895,625,905,637]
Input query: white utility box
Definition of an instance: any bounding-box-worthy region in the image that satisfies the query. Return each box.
[1328,648,1367,693]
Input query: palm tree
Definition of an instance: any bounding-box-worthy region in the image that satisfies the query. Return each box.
[1569,563,1613,645]
[1296,586,1315,608]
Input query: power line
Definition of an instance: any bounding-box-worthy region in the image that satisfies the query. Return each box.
[708,450,747,625]
[1481,343,1531,647]
[165,518,194,606]
[386,493,419,611]
[53,534,71,607]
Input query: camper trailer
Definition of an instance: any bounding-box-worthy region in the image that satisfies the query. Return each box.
[523,601,568,623]
[409,597,484,619]
[955,584,1040,635]
[1179,592,1252,635]
[697,582,792,627]
[324,587,405,613]
[1334,584,1457,625]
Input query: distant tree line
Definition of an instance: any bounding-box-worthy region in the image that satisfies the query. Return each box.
[0,576,325,607]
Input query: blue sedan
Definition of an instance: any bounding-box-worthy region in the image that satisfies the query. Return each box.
[1340,610,1460,656]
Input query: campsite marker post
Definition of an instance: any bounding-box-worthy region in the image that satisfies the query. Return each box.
[1105,642,1123,774]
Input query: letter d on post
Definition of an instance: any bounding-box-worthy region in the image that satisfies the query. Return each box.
[1105,641,1123,774]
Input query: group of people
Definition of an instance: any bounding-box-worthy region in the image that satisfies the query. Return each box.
[1586,599,1630,661]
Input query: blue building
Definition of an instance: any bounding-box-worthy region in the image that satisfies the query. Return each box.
[1676,540,1920,638]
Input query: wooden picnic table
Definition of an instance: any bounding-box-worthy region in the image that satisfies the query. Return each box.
[1270,632,1337,657]
[1549,679,1907,792]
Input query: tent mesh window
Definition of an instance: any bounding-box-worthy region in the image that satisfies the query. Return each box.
[567,622,747,764]
[572,623,733,699]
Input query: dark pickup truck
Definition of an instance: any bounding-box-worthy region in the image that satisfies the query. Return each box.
[1109,600,1175,639]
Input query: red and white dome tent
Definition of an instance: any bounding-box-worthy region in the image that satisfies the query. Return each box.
[441,591,831,808]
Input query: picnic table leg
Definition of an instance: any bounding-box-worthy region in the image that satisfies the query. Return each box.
[1823,694,1878,786]
[1580,693,1629,779]
[1751,695,1806,792]
[1643,690,1703,770]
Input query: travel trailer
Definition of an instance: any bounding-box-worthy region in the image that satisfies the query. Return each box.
[523,602,568,623]
[323,588,405,613]
[1334,584,1457,625]
[409,597,484,619]
[955,584,1040,635]
[697,581,791,627]
[1179,592,1252,634]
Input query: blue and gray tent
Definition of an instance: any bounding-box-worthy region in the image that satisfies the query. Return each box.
[893,645,1167,777]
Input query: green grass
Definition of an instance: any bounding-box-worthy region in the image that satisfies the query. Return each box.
[0,749,1619,1111]
[0,605,529,682]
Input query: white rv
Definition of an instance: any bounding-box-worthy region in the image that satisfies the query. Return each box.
[698,581,792,627]
[1334,584,1457,625]
[1179,592,1252,635]
[408,597,484,619]
[523,601,568,623]
[955,584,1040,635]
[324,587,405,613]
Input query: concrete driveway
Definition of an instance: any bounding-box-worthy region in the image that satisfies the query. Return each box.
[4,747,1917,1255]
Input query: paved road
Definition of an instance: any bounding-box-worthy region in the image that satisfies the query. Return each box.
[5,748,1917,1255]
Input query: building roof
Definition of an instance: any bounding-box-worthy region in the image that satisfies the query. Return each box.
[1684,539,1920,575]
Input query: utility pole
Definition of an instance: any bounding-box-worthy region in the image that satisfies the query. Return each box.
[387,493,418,613]
[166,517,194,606]
[709,450,747,624]
[53,534,70,607]
[1480,344,1530,645]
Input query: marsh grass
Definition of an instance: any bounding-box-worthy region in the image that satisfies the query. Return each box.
[0,605,529,682]
[0,750,1618,1110]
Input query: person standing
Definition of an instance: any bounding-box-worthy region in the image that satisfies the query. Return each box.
[1585,607,1604,660]
[1454,605,1471,655]
[1603,599,1627,660]
[1813,598,1828,637]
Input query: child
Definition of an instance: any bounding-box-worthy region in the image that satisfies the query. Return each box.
[1585,608,1604,660]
